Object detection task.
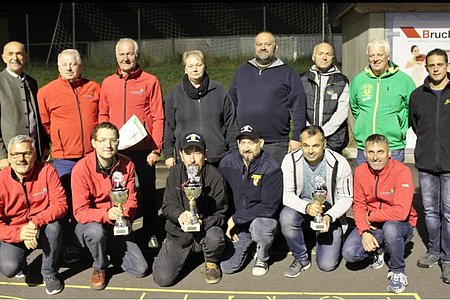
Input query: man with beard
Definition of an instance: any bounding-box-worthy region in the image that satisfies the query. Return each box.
[228,31,307,166]
[219,125,282,276]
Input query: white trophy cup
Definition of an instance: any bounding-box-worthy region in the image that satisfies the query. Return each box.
[110,171,130,235]
[310,176,328,231]
[182,165,202,232]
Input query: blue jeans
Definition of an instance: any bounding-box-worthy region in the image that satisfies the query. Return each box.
[0,221,62,279]
[419,171,450,261]
[75,222,147,277]
[342,220,413,273]
[280,206,343,271]
[153,226,225,287]
[220,217,278,274]
[356,149,404,166]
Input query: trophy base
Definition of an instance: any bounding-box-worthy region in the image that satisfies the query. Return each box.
[310,221,326,231]
[182,223,201,232]
[114,225,130,236]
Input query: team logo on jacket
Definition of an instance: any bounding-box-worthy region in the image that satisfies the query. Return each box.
[362,84,373,101]
[130,88,145,95]
[32,187,48,198]
[83,93,95,99]
[251,174,262,186]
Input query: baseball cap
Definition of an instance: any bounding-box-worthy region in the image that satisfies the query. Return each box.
[181,132,206,151]
[236,124,262,140]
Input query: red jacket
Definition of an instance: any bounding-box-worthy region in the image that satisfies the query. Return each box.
[71,151,138,224]
[37,76,100,159]
[99,67,164,153]
[0,162,68,243]
[353,159,418,236]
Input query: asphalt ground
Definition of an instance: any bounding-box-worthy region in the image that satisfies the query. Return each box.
[0,154,449,300]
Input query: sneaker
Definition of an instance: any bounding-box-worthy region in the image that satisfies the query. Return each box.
[148,235,159,249]
[283,259,311,278]
[387,272,408,293]
[205,262,221,284]
[369,252,385,270]
[252,257,269,276]
[44,276,63,295]
[442,261,450,284]
[417,252,440,268]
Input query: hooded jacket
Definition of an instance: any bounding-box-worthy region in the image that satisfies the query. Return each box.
[350,61,416,150]
[301,65,349,152]
[228,58,306,143]
[281,148,353,231]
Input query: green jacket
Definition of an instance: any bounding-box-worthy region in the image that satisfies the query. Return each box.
[350,61,416,150]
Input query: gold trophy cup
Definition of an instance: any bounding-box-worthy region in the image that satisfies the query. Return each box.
[182,165,202,232]
[110,171,130,235]
[310,176,328,231]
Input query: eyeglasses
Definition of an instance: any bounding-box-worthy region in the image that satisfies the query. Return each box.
[9,151,34,159]
[96,139,119,145]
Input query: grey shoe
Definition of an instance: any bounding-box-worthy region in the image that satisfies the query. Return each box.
[442,261,450,284]
[44,276,63,295]
[252,257,268,276]
[417,252,440,268]
[369,252,385,270]
[283,259,311,278]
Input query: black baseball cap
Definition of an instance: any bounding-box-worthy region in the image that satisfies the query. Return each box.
[236,125,263,140]
[181,132,206,151]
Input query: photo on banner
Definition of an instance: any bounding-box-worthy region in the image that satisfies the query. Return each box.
[386,12,450,150]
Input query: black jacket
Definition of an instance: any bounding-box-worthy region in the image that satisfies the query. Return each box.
[162,162,228,247]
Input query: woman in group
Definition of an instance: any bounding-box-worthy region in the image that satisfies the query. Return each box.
[164,50,239,168]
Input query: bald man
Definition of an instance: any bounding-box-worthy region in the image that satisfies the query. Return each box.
[300,42,350,154]
[0,41,48,170]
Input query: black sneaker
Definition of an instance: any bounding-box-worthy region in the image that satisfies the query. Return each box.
[44,276,63,295]
[205,262,221,284]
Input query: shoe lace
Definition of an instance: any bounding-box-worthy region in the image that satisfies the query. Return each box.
[388,272,408,286]
[254,258,266,268]
[206,262,218,270]
[290,260,300,268]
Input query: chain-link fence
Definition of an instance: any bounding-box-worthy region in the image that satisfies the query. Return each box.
[7,3,340,64]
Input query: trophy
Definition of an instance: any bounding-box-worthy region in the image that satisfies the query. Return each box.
[310,176,328,231]
[182,165,202,232]
[110,171,130,235]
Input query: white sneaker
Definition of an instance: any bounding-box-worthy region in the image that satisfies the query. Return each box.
[252,257,268,276]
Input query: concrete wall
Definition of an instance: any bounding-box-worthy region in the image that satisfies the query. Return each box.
[87,34,343,65]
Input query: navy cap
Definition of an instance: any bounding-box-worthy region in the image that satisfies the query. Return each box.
[181,133,206,151]
[236,125,262,140]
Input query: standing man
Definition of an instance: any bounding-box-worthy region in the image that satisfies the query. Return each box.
[153,132,228,286]
[280,125,353,277]
[37,48,100,263]
[342,134,417,294]
[350,38,416,165]
[228,31,307,166]
[0,135,67,295]
[0,41,48,170]
[71,122,148,290]
[301,42,350,154]
[99,38,164,249]
[219,125,282,276]
[409,48,450,284]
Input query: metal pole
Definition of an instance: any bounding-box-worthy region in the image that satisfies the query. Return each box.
[263,6,266,31]
[46,3,64,65]
[25,14,30,57]
[322,3,325,42]
[137,9,141,46]
[72,3,76,48]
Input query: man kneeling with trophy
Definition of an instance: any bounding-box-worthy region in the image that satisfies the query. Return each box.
[71,122,148,290]
[279,125,353,277]
[153,132,228,286]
